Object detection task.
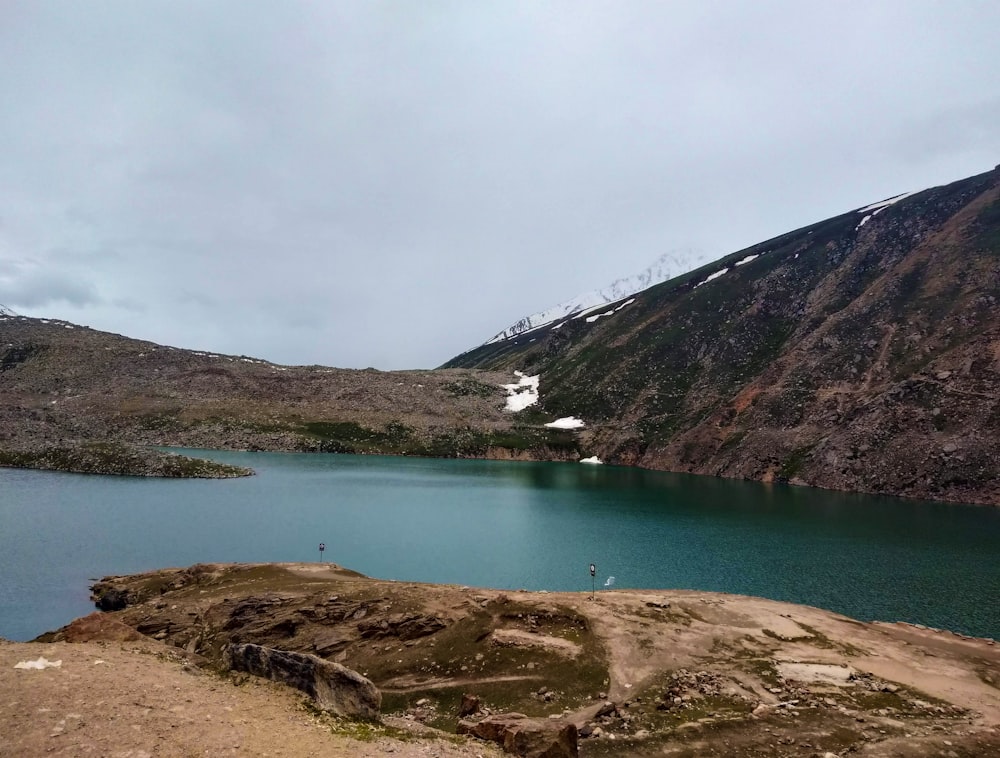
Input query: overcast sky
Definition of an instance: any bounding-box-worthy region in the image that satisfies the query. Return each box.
[1,2,998,369]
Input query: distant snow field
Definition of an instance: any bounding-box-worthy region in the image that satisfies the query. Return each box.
[485,252,691,345]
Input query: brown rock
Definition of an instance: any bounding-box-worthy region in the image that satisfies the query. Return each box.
[37,612,147,643]
[459,693,482,717]
[458,713,577,757]
[313,628,356,655]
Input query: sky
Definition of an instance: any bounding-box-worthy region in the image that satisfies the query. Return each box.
[1,2,998,369]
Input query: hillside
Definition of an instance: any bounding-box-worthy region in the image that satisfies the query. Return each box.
[445,166,1000,506]
[0,316,580,465]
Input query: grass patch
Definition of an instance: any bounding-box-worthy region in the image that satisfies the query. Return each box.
[299,419,580,458]
[778,444,816,481]
[373,601,608,732]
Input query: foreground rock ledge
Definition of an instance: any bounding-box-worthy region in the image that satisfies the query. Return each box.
[23,562,1000,757]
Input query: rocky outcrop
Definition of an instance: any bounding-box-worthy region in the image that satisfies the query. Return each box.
[458,713,577,758]
[357,612,446,640]
[224,643,380,720]
[95,589,130,612]
[43,562,1000,757]
[458,693,481,717]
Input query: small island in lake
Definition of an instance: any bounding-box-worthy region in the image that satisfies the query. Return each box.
[0,441,253,479]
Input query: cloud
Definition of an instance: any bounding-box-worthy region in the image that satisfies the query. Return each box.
[0,2,998,368]
[0,262,102,310]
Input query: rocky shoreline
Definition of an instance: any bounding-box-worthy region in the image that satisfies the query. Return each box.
[0,441,253,478]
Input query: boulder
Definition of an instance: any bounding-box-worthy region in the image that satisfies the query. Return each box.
[34,612,148,644]
[357,612,446,640]
[459,693,482,717]
[225,643,380,720]
[458,713,577,758]
[95,588,130,611]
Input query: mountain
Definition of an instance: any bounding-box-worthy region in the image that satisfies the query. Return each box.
[445,165,1000,506]
[481,251,695,345]
[0,303,18,317]
[0,316,581,463]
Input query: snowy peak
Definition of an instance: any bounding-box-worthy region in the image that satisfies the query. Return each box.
[485,251,694,344]
[0,304,19,317]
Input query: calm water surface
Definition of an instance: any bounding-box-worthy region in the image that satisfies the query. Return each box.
[1,451,998,642]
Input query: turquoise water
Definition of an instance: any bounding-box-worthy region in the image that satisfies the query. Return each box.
[1,450,998,642]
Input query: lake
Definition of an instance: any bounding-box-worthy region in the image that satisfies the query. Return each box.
[1,450,999,643]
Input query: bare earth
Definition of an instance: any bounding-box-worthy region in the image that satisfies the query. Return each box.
[4,562,1000,757]
[0,638,500,758]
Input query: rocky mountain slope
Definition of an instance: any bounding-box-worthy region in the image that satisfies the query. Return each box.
[13,561,1000,757]
[445,165,1000,506]
[0,315,580,465]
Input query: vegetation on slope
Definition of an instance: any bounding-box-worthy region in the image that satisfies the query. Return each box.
[0,442,253,478]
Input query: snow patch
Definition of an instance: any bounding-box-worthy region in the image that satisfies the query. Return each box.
[573,302,613,320]
[734,254,758,267]
[585,309,615,324]
[857,189,922,214]
[502,371,540,412]
[544,416,585,430]
[855,214,872,231]
[580,456,604,465]
[583,296,636,324]
[695,268,729,288]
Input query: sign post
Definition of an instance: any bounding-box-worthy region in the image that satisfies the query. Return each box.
[319,542,326,563]
[589,563,596,600]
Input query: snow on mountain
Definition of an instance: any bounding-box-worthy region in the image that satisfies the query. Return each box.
[501,371,540,412]
[0,303,19,317]
[855,189,925,231]
[485,251,694,345]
